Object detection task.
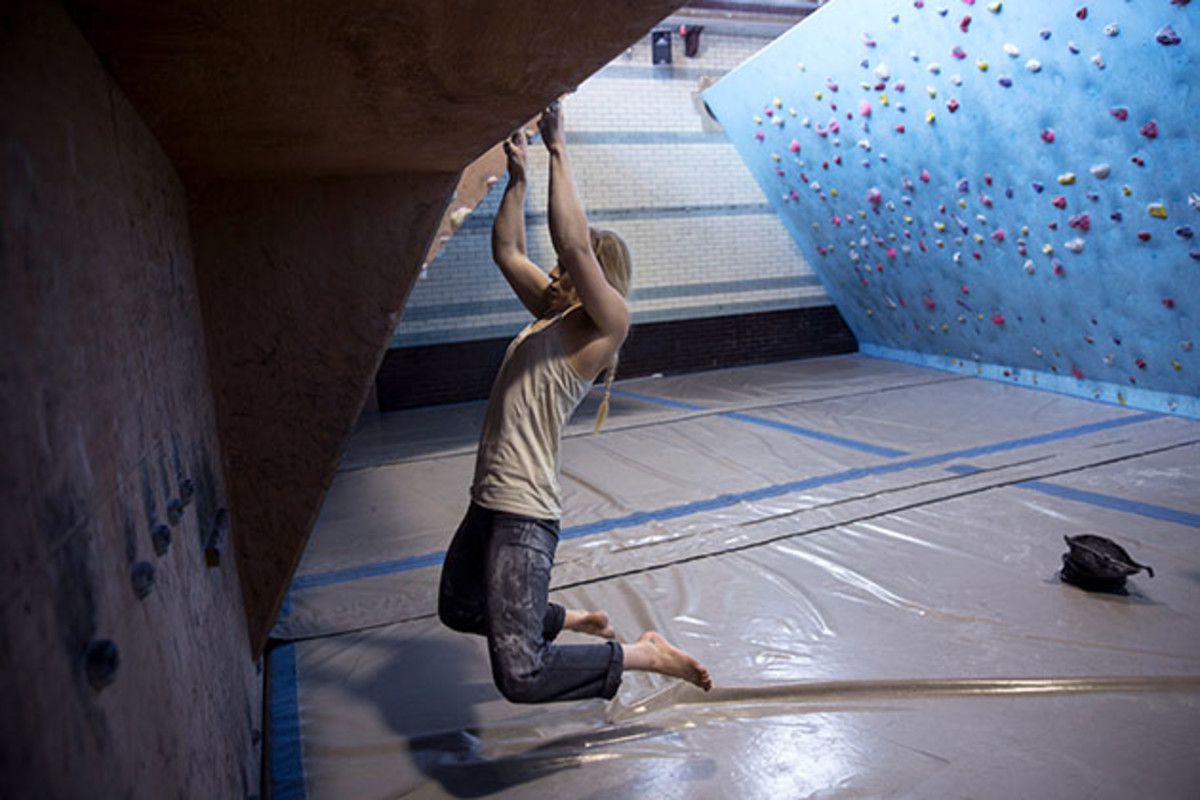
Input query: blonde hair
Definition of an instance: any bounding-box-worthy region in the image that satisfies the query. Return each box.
[589,228,631,434]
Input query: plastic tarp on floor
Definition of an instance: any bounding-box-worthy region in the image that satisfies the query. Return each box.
[268,355,1200,799]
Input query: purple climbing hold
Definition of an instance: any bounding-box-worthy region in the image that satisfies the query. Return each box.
[1031,181,1045,193]
[998,75,1013,87]
[1156,25,1181,46]
[1190,250,1200,260]
[957,178,970,193]
[1040,29,1052,40]
[1140,119,1159,138]
[1111,211,1123,222]
[1067,42,1081,55]
[1005,187,1014,199]
[1075,6,1087,19]
[1176,226,1195,239]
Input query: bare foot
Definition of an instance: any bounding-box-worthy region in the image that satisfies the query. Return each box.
[624,631,712,691]
[563,609,614,639]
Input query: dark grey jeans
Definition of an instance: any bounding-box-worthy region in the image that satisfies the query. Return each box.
[438,502,623,703]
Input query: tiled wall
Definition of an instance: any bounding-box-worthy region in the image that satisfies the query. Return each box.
[390,32,833,348]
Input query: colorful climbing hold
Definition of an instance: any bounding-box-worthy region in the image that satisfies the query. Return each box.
[960,14,971,32]
[1148,203,1168,219]
[789,139,801,153]
[1162,297,1176,309]
[976,59,989,71]
[1041,129,1056,143]
[1176,226,1195,239]
[951,46,967,59]
[1058,173,1076,185]
[1104,23,1119,37]
[1155,25,1181,46]
[1031,181,1045,193]
[1052,195,1067,209]
[1090,164,1110,179]
[947,98,960,112]
[1137,231,1151,241]
[998,76,1013,87]
[1075,6,1088,19]
[1140,119,1159,138]
[991,313,1005,325]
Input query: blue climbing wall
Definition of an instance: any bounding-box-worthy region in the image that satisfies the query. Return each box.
[705,0,1198,417]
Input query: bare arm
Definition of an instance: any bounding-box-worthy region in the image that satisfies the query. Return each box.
[492,130,550,316]
[539,102,630,339]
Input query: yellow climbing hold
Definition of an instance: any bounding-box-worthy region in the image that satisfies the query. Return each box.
[880,94,889,106]
[904,214,913,224]
[926,110,936,124]
[1172,359,1183,370]
[1021,225,1030,236]
[771,153,781,162]
[959,199,967,209]
[815,90,823,100]
[1123,185,1132,196]
[988,1,1002,11]
[858,210,867,218]
[831,188,839,197]
[974,234,985,244]
[1148,202,1168,219]
[860,81,872,90]
[935,221,947,232]
[1057,173,1076,185]
[773,97,783,108]
[1117,392,1126,405]
[754,115,762,124]
[941,323,950,332]
[928,86,938,98]
[865,308,874,316]
[1042,243,1054,254]
[977,59,989,71]
[977,313,984,321]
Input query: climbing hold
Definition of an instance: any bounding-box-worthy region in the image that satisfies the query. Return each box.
[1043,243,1054,254]
[947,98,960,112]
[1110,107,1129,121]
[951,46,967,59]
[1176,226,1195,239]
[1065,238,1085,254]
[956,178,970,193]
[991,313,1005,325]
[1137,231,1151,241]
[960,14,971,32]
[1091,53,1105,70]
[1123,185,1133,196]
[1058,173,1076,185]
[1071,366,1084,379]
[1068,214,1090,231]
[1140,119,1158,138]
[977,59,989,71]
[998,76,1013,87]
[1155,25,1181,46]
[771,153,781,162]
[1104,23,1119,37]
[874,63,891,81]
[773,96,783,108]
[1090,163,1110,179]
[1162,297,1176,308]
[894,80,906,92]
[1040,29,1052,40]
[988,1,1002,11]
[1026,58,1042,72]
[866,187,883,205]
[950,74,964,86]
[1067,41,1081,55]
[1075,6,1087,19]
[86,640,121,691]
[928,62,942,74]
[1052,259,1065,275]
[1136,357,1147,368]
[1031,181,1045,193]
[789,139,801,153]
[991,228,1005,242]
[754,131,765,140]
[1041,129,1055,143]
[1190,193,1200,211]
[1148,203,1168,219]
[859,100,872,117]
[1004,43,1020,57]
[1052,195,1067,209]
[1024,259,1035,273]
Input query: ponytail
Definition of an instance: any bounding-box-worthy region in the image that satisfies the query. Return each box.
[593,356,618,434]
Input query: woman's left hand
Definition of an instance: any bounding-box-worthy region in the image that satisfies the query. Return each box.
[537,99,566,149]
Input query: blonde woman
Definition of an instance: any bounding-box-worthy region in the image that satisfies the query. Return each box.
[438,101,711,703]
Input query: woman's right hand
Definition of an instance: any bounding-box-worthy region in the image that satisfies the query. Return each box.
[503,129,528,181]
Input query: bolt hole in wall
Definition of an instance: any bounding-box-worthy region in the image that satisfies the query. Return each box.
[377,20,856,411]
[702,0,1198,418]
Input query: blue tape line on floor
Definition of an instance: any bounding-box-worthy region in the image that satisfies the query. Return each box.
[287,412,1159,592]
[610,389,909,456]
[1018,480,1200,528]
[269,643,306,800]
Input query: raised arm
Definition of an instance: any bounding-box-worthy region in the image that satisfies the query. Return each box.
[538,102,630,338]
[492,129,551,316]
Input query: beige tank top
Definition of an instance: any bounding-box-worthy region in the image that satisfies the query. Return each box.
[471,307,593,519]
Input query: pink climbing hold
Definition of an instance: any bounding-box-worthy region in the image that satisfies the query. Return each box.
[1053,260,1065,275]
[990,228,1005,242]
[895,124,906,133]
[1136,357,1147,368]
[867,187,883,205]
[859,100,872,117]
[920,168,931,182]
[947,99,960,112]
[1162,297,1176,308]
[1075,6,1087,20]
[765,108,774,117]
[961,14,972,32]
[924,297,937,309]
[886,246,898,258]
[790,190,800,200]
[1052,195,1067,209]
[755,131,765,140]
[952,46,967,59]
[895,80,906,92]
[960,284,970,294]
[830,120,841,133]
[834,155,842,165]
[1068,213,1090,231]
[1110,107,1129,121]
[1140,119,1158,138]
[789,139,801,153]
[1071,366,1084,379]
[1041,128,1056,143]
[991,313,1006,325]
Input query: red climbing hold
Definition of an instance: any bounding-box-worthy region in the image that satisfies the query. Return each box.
[1162,297,1176,308]
[1110,107,1128,121]
[990,313,1005,325]
[1138,231,1152,241]
[1075,6,1088,20]
[1139,119,1158,138]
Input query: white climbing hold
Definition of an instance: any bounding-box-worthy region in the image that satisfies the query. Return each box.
[1026,58,1042,72]
[1064,238,1085,253]
[1090,163,1111,179]
[1004,43,1020,57]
